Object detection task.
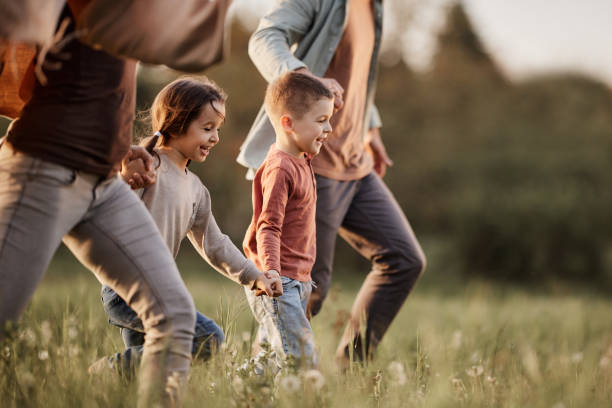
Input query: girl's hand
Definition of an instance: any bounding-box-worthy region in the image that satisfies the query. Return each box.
[253,270,283,297]
[121,146,157,189]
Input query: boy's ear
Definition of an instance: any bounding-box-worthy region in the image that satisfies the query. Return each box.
[280,114,293,132]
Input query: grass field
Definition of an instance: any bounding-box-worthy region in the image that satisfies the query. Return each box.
[2,246,612,408]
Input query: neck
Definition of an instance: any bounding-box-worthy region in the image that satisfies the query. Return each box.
[157,146,189,170]
[275,136,304,158]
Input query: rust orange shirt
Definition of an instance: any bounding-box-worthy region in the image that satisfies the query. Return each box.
[243,145,317,282]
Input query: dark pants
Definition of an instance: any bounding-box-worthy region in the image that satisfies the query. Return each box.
[101,285,224,376]
[308,172,426,362]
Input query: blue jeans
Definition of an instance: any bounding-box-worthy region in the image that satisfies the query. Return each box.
[245,276,316,370]
[101,285,223,375]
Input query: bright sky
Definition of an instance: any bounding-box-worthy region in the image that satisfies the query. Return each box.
[231,0,612,86]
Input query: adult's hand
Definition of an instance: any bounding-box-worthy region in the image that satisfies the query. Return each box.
[121,146,156,189]
[295,67,344,111]
[365,127,393,178]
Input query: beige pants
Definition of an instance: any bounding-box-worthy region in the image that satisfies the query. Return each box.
[0,142,195,406]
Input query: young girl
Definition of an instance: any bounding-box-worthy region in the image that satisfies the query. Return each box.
[91,77,282,375]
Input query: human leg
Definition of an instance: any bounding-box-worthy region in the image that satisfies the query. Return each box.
[307,175,357,318]
[0,144,86,333]
[63,177,195,406]
[245,277,316,370]
[336,172,426,362]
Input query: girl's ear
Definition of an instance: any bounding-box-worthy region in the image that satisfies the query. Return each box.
[280,115,293,132]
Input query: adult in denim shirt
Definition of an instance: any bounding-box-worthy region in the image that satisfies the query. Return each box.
[237,0,427,367]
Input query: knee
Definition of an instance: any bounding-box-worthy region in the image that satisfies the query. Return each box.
[377,247,427,284]
[159,292,197,341]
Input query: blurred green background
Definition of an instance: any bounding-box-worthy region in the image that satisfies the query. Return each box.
[2,4,612,291]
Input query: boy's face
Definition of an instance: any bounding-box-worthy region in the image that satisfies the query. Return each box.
[286,97,334,156]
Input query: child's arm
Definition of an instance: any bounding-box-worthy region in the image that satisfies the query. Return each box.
[187,184,282,297]
[255,166,291,281]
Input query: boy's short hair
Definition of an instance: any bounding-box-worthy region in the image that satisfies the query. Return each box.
[265,71,333,122]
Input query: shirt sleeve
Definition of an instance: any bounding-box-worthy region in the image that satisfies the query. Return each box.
[248,0,320,82]
[187,183,261,287]
[256,166,292,273]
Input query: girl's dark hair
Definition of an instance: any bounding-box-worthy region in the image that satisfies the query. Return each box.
[143,76,227,156]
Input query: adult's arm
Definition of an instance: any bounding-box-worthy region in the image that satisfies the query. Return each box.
[248,0,321,82]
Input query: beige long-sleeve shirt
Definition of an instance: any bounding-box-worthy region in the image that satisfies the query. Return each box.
[138,151,261,286]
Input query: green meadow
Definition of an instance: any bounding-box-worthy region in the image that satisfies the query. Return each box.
[2,243,611,408]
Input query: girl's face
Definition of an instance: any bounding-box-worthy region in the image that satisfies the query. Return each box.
[166,100,225,163]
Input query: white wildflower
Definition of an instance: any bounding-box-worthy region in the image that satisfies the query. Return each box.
[280,374,301,393]
[486,375,497,385]
[387,361,407,386]
[466,365,484,377]
[38,350,49,361]
[2,346,10,358]
[303,369,325,391]
[67,326,78,340]
[570,352,583,364]
[22,328,36,347]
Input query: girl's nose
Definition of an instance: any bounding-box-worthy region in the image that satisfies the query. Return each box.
[209,133,219,144]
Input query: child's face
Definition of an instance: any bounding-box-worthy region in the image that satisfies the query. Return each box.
[287,97,334,156]
[167,100,225,163]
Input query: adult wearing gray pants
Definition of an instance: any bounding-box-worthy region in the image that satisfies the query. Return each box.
[0,5,195,406]
[237,0,426,366]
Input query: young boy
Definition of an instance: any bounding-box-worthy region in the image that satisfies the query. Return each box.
[243,72,334,370]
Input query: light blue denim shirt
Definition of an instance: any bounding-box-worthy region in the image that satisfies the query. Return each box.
[237,0,384,176]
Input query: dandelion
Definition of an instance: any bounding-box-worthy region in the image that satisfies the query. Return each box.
[466,365,484,377]
[21,328,36,347]
[40,320,53,343]
[387,361,407,386]
[450,330,462,350]
[570,352,583,364]
[279,374,301,393]
[303,369,325,391]
[38,350,49,361]
[67,326,78,340]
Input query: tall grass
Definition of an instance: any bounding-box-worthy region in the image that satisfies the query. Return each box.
[2,250,612,407]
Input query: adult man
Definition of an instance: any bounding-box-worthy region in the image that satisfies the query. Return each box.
[237,0,426,366]
[0,1,231,406]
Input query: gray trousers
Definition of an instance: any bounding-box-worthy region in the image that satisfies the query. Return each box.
[0,142,195,406]
[308,172,426,362]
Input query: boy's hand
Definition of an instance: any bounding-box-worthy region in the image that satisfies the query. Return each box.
[253,270,283,297]
[121,146,157,189]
